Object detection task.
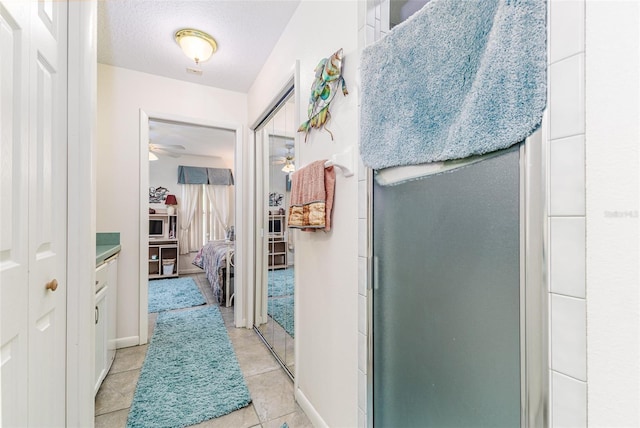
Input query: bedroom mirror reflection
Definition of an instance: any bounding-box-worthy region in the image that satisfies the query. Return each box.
[147,118,236,313]
[254,88,296,379]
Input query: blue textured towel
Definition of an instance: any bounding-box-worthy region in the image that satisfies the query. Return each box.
[360,0,546,169]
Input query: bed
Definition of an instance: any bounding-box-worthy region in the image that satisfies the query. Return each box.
[192,240,235,307]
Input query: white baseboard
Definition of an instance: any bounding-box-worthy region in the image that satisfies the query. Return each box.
[295,387,328,428]
[116,336,140,349]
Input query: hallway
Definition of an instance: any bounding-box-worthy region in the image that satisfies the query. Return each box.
[94,273,311,428]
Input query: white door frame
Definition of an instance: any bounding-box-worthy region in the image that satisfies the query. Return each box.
[66,0,97,425]
[138,111,245,344]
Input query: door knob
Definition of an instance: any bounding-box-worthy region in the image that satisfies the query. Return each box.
[45,279,58,291]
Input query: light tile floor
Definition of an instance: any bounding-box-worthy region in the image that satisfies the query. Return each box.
[258,315,295,369]
[95,273,312,428]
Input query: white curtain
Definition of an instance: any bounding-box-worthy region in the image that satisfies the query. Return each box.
[179,184,200,254]
[205,185,230,229]
[188,193,205,251]
[205,185,232,240]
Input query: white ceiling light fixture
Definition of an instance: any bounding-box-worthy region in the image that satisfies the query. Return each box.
[175,29,218,65]
[281,157,295,173]
[149,151,159,161]
[273,145,295,173]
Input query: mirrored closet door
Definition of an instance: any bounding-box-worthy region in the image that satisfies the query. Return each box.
[254,88,296,378]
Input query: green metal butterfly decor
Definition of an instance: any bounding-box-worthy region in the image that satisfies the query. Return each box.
[298,48,348,142]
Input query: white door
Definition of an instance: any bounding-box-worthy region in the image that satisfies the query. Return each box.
[0,3,30,425]
[1,0,68,426]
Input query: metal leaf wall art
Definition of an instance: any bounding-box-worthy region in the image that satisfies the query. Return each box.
[298,48,348,142]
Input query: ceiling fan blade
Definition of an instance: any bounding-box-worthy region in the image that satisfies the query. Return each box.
[153,144,185,150]
[153,147,181,158]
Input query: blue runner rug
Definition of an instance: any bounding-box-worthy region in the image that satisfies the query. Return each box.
[127,306,251,427]
[268,295,294,338]
[148,277,205,313]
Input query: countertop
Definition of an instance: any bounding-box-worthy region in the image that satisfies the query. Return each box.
[96,233,121,266]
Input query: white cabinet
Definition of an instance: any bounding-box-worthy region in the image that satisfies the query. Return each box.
[149,242,179,279]
[94,285,108,394]
[106,256,118,366]
[94,263,108,395]
[268,214,287,269]
[149,213,179,279]
[94,254,118,395]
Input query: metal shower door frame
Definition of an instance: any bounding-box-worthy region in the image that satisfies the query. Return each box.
[366,131,548,427]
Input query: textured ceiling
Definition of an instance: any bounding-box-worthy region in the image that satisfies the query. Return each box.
[149,119,236,160]
[100,1,300,157]
[98,0,301,93]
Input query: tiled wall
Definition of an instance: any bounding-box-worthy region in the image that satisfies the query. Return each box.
[547,0,587,426]
[357,2,387,426]
[357,1,588,427]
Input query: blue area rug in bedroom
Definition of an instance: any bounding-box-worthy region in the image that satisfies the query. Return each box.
[268,268,294,297]
[127,306,251,428]
[148,277,206,313]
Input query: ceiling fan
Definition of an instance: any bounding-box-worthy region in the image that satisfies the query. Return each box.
[271,147,295,173]
[149,143,186,159]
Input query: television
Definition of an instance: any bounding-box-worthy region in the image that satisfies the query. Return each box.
[269,216,283,237]
[149,219,164,237]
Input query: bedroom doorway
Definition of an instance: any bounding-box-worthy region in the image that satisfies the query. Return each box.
[148,119,235,274]
[253,84,296,379]
[138,111,243,345]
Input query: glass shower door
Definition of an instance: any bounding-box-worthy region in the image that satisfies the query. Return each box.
[372,146,522,427]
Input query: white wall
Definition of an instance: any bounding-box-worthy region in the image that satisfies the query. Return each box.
[247,2,360,426]
[268,166,288,208]
[585,1,639,425]
[97,64,247,344]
